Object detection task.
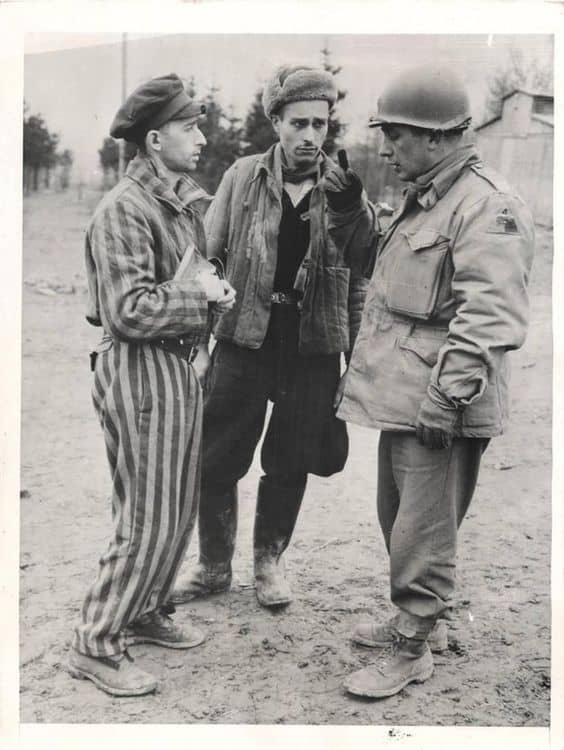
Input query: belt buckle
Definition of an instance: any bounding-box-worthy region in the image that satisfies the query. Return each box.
[271,291,294,305]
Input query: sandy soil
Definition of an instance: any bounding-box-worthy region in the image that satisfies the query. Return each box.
[19,189,551,725]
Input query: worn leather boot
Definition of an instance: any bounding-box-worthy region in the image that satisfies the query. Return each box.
[68,648,158,697]
[127,609,206,649]
[345,616,435,699]
[253,475,306,608]
[352,614,448,654]
[344,633,434,699]
[171,486,237,604]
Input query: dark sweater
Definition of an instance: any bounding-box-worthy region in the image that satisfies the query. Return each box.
[273,188,312,293]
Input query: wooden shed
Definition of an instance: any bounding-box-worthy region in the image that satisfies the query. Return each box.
[475,89,553,226]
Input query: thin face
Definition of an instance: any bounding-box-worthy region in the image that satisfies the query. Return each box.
[157,118,207,174]
[378,124,433,182]
[272,100,329,169]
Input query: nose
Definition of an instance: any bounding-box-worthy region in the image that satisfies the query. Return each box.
[379,136,392,159]
[302,125,315,143]
[196,127,207,147]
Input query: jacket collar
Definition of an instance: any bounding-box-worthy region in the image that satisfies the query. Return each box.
[408,144,482,211]
[126,154,211,214]
[252,143,330,188]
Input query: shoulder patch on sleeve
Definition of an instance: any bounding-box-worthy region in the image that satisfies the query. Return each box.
[485,207,521,235]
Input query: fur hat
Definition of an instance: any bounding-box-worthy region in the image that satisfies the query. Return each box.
[262,65,337,119]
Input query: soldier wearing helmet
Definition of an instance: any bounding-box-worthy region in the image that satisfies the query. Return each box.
[336,65,535,699]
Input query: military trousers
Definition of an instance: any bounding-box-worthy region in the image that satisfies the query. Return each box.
[377,431,489,627]
[203,305,349,492]
[73,340,203,658]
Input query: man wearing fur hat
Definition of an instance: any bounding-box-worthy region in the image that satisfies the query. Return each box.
[68,73,236,696]
[173,65,376,609]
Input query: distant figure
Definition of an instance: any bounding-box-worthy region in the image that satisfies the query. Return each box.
[337,65,534,699]
[68,73,235,697]
[172,65,376,610]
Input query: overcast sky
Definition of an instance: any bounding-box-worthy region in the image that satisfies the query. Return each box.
[24,33,553,180]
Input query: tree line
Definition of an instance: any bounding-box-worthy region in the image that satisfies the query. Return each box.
[23,103,73,194]
[23,46,552,203]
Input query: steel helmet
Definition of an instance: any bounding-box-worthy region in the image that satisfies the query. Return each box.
[369,65,472,131]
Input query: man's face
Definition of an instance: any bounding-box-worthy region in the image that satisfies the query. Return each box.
[156,118,207,174]
[272,100,329,169]
[378,124,434,181]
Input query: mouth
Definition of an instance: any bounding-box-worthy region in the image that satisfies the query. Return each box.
[296,147,318,155]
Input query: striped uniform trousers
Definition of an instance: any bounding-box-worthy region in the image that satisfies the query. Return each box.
[73,339,202,658]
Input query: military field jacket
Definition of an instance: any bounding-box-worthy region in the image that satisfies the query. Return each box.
[85,154,211,342]
[337,149,535,437]
[204,144,377,355]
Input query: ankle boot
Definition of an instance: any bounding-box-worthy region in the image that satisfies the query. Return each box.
[344,615,435,699]
[171,486,238,604]
[253,475,306,608]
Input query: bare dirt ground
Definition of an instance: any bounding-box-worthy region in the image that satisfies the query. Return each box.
[19,189,551,725]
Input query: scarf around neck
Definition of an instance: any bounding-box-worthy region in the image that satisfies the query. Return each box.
[410,143,481,198]
[280,148,321,184]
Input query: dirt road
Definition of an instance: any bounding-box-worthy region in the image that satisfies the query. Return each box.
[19,190,551,725]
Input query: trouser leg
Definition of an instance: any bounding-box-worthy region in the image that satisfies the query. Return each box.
[199,341,270,563]
[172,342,269,603]
[253,473,307,607]
[376,432,400,554]
[73,344,202,657]
[382,432,488,626]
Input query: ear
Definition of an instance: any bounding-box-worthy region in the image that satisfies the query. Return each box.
[427,130,443,150]
[146,129,162,152]
[271,114,281,137]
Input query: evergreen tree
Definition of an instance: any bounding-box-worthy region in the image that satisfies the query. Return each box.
[98,137,136,188]
[321,45,347,156]
[485,47,553,119]
[58,149,74,190]
[23,107,61,192]
[242,89,276,156]
[194,85,244,193]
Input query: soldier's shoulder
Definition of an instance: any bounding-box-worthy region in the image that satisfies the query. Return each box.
[466,162,516,197]
[461,164,533,235]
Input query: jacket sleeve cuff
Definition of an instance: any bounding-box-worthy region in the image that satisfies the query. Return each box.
[417,392,460,432]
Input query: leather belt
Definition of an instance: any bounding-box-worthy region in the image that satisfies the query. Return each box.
[152,337,199,362]
[271,291,300,305]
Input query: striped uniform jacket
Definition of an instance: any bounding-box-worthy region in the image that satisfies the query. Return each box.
[74,154,210,658]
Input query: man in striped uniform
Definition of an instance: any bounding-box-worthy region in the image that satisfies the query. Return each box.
[68,74,235,697]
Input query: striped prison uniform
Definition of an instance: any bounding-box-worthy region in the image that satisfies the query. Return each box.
[74,154,211,658]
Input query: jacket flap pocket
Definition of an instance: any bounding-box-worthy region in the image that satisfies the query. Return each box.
[398,335,442,367]
[404,229,449,252]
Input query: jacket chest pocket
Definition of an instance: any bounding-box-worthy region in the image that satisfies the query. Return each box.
[385,229,450,320]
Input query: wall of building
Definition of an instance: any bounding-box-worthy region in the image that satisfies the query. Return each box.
[476,119,553,226]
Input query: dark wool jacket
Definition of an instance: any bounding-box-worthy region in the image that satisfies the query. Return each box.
[204,144,377,356]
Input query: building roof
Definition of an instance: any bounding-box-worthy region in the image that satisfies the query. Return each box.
[475,114,500,131]
[475,88,554,131]
[502,88,553,101]
[531,113,554,128]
